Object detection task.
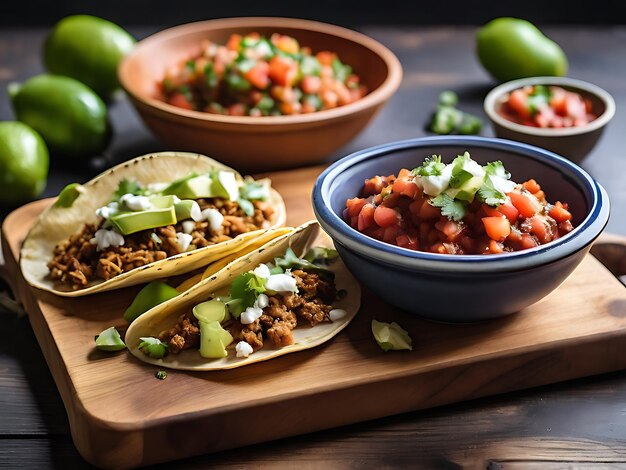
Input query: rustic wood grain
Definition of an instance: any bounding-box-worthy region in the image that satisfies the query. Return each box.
[2,165,626,468]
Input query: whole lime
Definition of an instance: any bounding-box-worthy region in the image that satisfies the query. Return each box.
[476,17,568,82]
[0,122,49,205]
[9,74,110,158]
[43,15,136,99]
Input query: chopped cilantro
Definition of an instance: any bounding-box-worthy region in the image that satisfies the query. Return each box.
[274,247,335,279]
[412,155,446,177]
[331,58,352,82]
[155,370,168,380]
[229,272,266,318]
[477,180,507,207]
[527,85,551,115]
[240,181,267,201]
[483,161,511,179]
[112,179,144,202]
[303,247,339,264]
[300,55,321,76]
[430,193,467,221]
[138,337,168,359]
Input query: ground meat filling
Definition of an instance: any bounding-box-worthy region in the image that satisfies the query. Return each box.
[158,270,337,354]
[48,198,274,290]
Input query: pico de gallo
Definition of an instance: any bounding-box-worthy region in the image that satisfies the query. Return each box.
[499,85,597,128]
[158,32,366,116]
[343,152,575,255]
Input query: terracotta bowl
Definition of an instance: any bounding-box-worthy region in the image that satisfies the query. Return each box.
[484,76,615,164]
[118,17,403,173]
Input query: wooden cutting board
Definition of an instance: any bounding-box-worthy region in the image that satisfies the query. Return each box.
[2,165,626,469]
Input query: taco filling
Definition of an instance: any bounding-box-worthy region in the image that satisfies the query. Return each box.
[48,172,275,290]
[144,246,344,359]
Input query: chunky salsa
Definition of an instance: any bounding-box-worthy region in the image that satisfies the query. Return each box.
[343,153,574,255]
[158,33,366,116]
[499,85,596,128]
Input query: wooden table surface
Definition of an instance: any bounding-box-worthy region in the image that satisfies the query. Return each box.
[1,25,625,469]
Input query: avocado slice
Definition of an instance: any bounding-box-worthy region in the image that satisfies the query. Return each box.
[198,320,234,358]
[109,205,177,235]
[193,299,230,323]
[175,199,202,221]
[124,281,180,323]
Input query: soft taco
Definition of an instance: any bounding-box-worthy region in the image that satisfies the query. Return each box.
[20,152,287,296]
[125,221,361,371]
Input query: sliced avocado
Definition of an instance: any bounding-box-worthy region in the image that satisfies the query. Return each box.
[211,171,239,201]
[447,175,485,202]
[371,320,412,352]
[109,206,177,235]
[124,281,180,323]
[193,299,229,323]
[149,194,176,209]
[54,183,82,208]
[175,199,201,221]
[160,172,198,197]
[95,327,126,351]
[198,320,234,358]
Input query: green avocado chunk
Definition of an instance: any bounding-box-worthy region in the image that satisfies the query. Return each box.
[109,205,177,235]
[175,199,201,221]
[193,299,229,323]
[54,182,81,208]
[198,320,234,358]
[95,326,126,351]
[371,320,412,352]
[124,281,180,323]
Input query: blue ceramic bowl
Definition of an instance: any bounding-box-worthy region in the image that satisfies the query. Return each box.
[313,136,610,322]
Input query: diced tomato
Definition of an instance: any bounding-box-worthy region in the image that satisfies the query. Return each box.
[419,201,441,220]
[529,216,552,244]
[396,233,419,250]
[482,204,501,218]
[440,220,463,242]
[168,93,194,110]
[316,51,336,65]
[244,62,270,90]
[497,202,520,223]
[346,197,367,217]
[374,205,400,228]
[227,103,247,116]
[271,34,300,54]
[226,34,242,51]
[409,198,425,217]
[398,168,412,178]
[522,179,541,194]
[520,234,538,250]
[482,217,511,242]
[362,176,386,196]
[507,89,531,119]
[357,204,376,231]
[301,76,321,94]
[549,202,573,223]
[508,191,539,218]
[268,56,299,87]
[392,177,419,199]
[381,192,402,208]
[383,225,402,243]
[488,239,504,254]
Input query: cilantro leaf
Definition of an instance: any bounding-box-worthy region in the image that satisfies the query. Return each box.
[412,155,446,177]
[430,193,467,221]
[477,180,507,206]
[229,272,266,318]
[304,247,339,264]
[138,337,168,359]
[112,179,144,202]
[483,161,511,180]
[274,247,335,279]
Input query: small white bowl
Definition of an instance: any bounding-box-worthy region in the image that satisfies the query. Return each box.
[484,76,615,163]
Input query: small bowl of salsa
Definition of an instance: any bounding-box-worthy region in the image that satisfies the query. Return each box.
[484,77,615,163]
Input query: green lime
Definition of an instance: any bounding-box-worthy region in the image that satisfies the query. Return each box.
[43,15,136,99]
[0,121,49,205]
[476,17,568,82]
[9,74,110,158]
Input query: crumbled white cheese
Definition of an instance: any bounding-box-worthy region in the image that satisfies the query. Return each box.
[419,163,454,197]
[265,273,298,293]
[189,201,203,222]
[120,193,152,211]
[95,202,120,220]
[329,309,347,321]
[253,264,271,279]
[182,220,196,235]
[489,175,517,195]
[235,341,254,358]
[175,232,193,252]
[240,306,263,324]
[89,229,125,251]
[255,293,269,309]
[201,208,224,232]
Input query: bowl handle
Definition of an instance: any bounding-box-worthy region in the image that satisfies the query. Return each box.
[591,232,626,284]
